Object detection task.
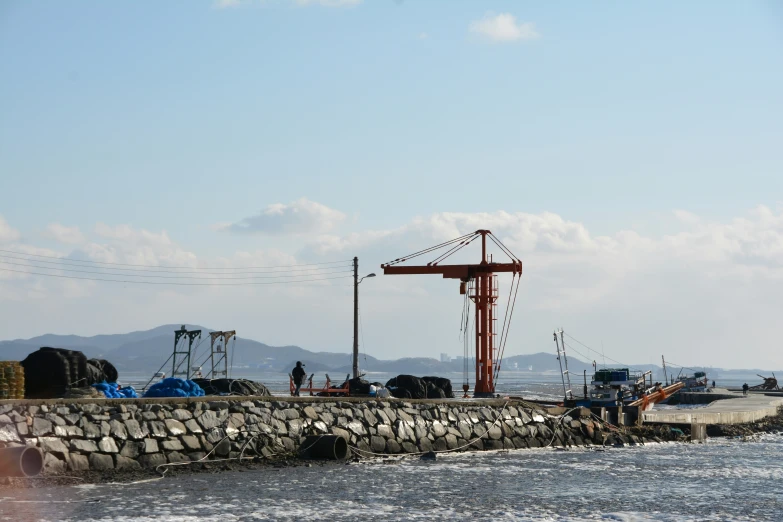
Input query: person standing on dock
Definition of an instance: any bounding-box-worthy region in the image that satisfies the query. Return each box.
[742,383,749,396]
[292,361,306,396]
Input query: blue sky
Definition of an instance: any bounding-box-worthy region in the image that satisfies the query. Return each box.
[0,1,781,369]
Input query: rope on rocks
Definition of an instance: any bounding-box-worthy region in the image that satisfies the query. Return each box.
[346,401,511,458]
[153,420,312,477]
[543,407,583,448]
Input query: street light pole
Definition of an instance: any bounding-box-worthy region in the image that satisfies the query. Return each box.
[353,257,359,379]
[352,257,375,380]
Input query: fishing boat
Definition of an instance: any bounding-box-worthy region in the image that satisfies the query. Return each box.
[554,331,683,410]
[589,368,651,406]
[658,356,708,404]
[674,371,708,392]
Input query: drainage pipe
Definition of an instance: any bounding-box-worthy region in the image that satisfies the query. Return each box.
[300,435,348,460]
[0,446,44,477]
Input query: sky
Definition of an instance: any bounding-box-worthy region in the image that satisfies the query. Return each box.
[0,0,782,370]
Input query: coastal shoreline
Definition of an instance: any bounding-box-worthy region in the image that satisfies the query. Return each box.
[1,396,780,489]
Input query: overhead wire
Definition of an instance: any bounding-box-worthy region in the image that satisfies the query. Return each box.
[0,253,352,275]
[564,333,642,372]
[0,248,351,270]
[0,267,354,286]
[0,259,352,280]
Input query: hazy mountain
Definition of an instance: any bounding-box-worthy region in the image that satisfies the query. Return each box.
[0,325,777,380]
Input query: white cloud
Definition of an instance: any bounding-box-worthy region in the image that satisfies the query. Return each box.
[294,0,362,6]
[0,216,20,243]
[3,207,783,369]
[213,0,244,8]
[219,198,346,236]
[469,13,540,42]
[418,32,428,40]
[297,206,783,368]
[45,223,85,245]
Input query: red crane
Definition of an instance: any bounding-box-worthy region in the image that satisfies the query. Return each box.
[381,230,522,397]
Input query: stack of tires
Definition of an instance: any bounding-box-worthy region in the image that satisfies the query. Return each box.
[20,347,118,399]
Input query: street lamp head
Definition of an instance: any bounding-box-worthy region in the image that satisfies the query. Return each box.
[358,273,376,285]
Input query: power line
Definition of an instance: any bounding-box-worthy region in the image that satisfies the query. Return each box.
[562,342,592,364]
[0,267,353,286]
[0,248,351,270]
[0,260,351,280]
[0,253,351,275]
[564,333,641,371]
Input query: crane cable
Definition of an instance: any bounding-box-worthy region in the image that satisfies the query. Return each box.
[382,232,477,266]
[459,285,472,390]
[486,232,522,263]
[494,272,521,384]
[428,234,481,265]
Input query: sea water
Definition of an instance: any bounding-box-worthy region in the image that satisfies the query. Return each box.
[2,433,781,521]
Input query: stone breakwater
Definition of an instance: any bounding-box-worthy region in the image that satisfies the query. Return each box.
[0,398,658,474]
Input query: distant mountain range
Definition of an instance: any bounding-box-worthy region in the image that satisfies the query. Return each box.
[0,324,775,380]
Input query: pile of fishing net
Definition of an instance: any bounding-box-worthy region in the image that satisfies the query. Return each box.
[20,347,120,399]
[385,375,455,399]
[192,378,271,397]
[143,377,205,398]
[92,382,138,399]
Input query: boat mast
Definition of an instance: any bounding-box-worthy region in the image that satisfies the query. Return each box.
[662,355,668,385]
[554,329,573,401]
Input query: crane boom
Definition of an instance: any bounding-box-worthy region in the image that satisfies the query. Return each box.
[382,263,520,278]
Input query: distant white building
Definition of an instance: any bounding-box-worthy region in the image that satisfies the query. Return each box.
[440,353,451,363]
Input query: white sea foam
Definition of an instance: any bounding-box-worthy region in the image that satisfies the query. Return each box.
[2,434,780,522]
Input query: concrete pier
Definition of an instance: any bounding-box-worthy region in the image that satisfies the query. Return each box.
[678,390,742,405]
[642,395,783,425]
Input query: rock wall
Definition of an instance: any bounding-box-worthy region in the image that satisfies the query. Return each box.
[0,399,648,474]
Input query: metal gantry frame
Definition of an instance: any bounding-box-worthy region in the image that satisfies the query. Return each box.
[172,325,201,380]
[208,330,236,379]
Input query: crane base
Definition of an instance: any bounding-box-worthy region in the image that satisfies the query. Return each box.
[473,391,499,398]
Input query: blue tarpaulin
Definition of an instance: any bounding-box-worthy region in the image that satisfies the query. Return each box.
[143,377,205,398]
[92,382,138,399]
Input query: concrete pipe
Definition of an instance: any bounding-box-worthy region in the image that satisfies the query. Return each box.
[301,435,348,460]
[0,446,44,477]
